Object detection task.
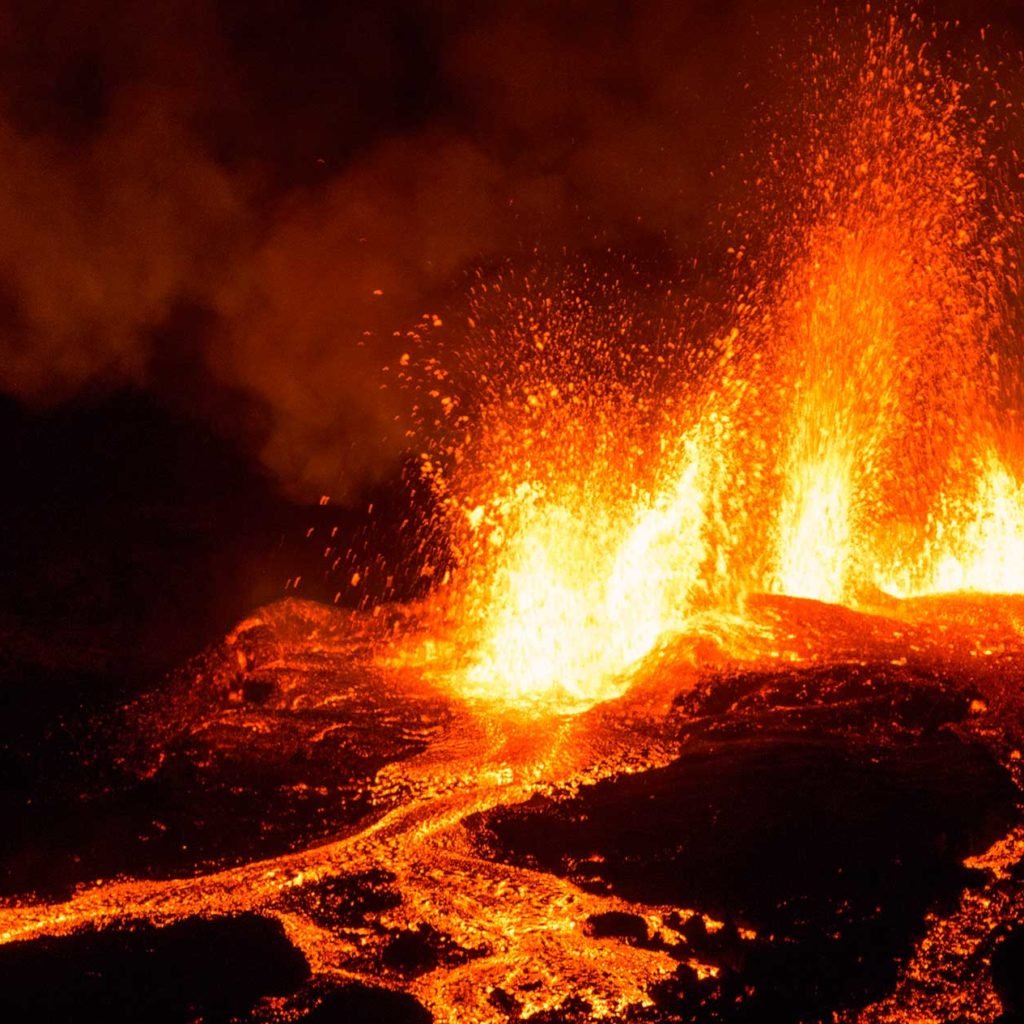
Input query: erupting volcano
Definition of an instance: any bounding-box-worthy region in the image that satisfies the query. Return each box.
[390,8,1024,709]
[5,5,1024,1024]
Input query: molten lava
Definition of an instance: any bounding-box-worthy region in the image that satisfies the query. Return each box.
[392,10,1024,708]
[5,9,1024,1024]
[450,430,709,705]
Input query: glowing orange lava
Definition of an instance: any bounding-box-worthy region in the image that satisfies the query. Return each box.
[394,10,1024,709]
[882,447,1024,596]
[4,17,1024,1024]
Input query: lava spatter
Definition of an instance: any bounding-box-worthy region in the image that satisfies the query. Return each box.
[5,8,1024,1024]
[392,8,1024,711]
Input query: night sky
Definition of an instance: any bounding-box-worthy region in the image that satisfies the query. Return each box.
[2,0,1024,688]
[1,1,1022,491]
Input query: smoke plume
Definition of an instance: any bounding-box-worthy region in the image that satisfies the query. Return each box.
[0,0,1016,499]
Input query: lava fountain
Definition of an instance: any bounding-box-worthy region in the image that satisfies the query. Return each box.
[761,12,1022,606]
[4,8,1024,1024]
[390,8,1024,709]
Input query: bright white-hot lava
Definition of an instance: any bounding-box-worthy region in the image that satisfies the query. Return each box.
[394,10,1024,709]
[456,431,709,703]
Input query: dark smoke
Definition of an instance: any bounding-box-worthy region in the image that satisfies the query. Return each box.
[0,0,1019,499]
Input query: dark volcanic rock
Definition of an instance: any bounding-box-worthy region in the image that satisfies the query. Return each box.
[381,923,482,976]
[993,926,1024,1024]
[0,600,453,900]
[585,910,651,944]
[477,676,1018,1022]
[288,868,404,929]
[299,984,432,1023]
[0,913,309,1023]
[672,660,973,737]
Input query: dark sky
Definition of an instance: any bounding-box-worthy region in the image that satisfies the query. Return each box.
[1,0,1023,500]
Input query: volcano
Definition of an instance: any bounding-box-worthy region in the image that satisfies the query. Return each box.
[5,4,1024,1023]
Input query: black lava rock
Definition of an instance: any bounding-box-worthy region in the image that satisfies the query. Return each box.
[0,912,309,1023]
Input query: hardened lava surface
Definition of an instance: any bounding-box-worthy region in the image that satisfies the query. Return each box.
[2,596,1024,1024]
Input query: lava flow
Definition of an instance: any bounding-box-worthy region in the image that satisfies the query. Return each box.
[5,8,1024,1024]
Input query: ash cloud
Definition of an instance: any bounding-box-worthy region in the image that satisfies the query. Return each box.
[1,0,1011,500]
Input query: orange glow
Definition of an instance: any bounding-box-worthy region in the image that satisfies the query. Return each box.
[772,449,856,603]
[882,449,1024,596]
[390,11,1024,711]
[6,13,1024,1024]
[757,15,1013,607]
[455,430,709,705]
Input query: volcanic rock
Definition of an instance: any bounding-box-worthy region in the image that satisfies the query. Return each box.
[0,913,309,1023]
[476,669,1018,1021]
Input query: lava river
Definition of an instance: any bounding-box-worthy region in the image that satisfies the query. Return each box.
[1,592,1024,1023]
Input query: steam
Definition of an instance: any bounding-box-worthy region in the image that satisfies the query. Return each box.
[0,0,1014,499]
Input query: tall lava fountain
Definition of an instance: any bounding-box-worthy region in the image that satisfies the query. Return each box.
[390,9,1024,708]
[4,8,1024,1024]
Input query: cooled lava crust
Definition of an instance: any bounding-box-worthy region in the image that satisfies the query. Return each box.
[1,596,1024,1024]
